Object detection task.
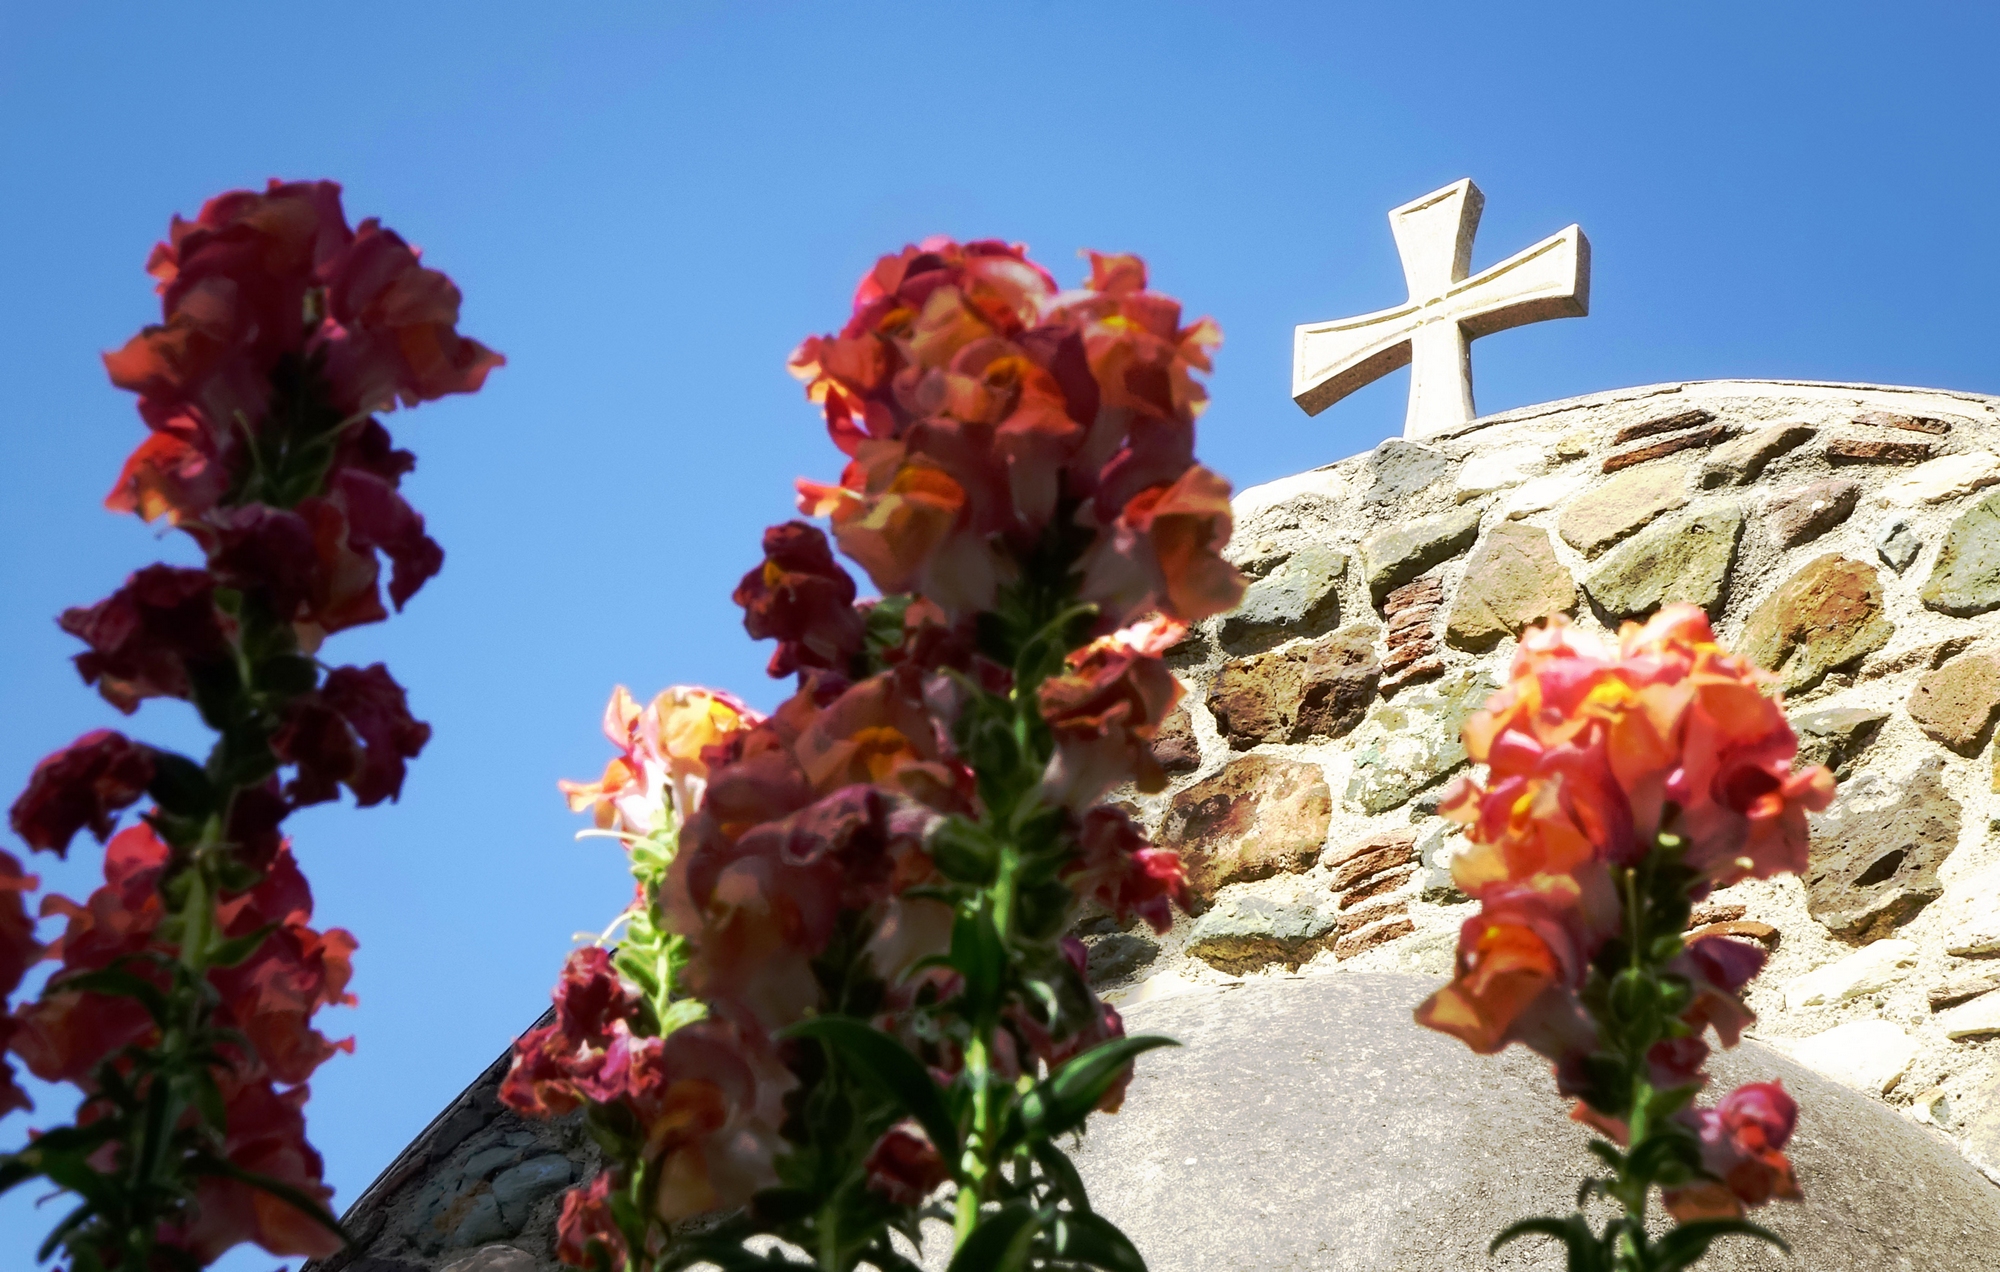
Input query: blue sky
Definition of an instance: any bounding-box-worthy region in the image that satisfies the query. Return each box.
[2,2,1996,1265]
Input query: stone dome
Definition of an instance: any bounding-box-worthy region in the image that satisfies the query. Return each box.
[312,379,2000,1272]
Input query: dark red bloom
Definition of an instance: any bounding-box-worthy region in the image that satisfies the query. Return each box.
[9,730,155,855]
[315,217,506,416]
[1067,805,1188,935]
[273,663,431,807]
[11,826,173,1084]
[0,850,42,1116]
[207,503,320,621]
[1037,617,1186,809]
[1665,1080,1802,1220]
[59,565,227,712]
[555,1172,627,1269]
[502,947,641,1119]
[209,844,357,1085]
[734,521,866,678]
[165,1077,341,1262]
[863,1122,947,1206]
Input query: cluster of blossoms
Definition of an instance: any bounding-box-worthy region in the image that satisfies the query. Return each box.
[1416,606,1835,1270]
[4,180,496,1268]
[506,240,1243,1272]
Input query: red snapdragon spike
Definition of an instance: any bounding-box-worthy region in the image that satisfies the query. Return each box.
[104,181,349,455]
[314,217,505,415]
[502,947,644,1119]
[12,826,174,1084]
[0,850,42,1116]
[210,844,357,1085]
[1415,877,1600,1057]
[1067,805,1187,935]
[165,1077,341,1262]
[104,427,227,525]
[864,1122,948,1206]
[734,521,866,678]
[59,565,227,712]
[0,850,41,999]
[506,964,790,1224]
[8,729,155,855]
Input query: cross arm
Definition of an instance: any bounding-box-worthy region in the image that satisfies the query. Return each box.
[1291,301,1420,416]
[1453,225,1590,339]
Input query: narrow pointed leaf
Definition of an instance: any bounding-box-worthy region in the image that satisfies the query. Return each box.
[1652,1217,1790,1271]
[782,1016,959,1160]
[948,1202,1041,1272]
[1008,1036,1176,1146]
[1044,1209,1148,1272]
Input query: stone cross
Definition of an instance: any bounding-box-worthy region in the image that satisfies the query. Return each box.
[1292,179,1591,440]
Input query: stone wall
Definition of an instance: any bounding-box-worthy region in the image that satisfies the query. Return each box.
[1113,377,2000,1182]
[316,377,2000,1272]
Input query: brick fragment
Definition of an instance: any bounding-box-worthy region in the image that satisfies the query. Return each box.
[1613,409,1715,445]
[1334,916,1415,959]
[1826,437,1933,465]
[1601,424,1733,473]
[1854,409,1951,435]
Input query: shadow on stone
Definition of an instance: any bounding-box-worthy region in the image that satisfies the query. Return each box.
[1032,973,2000,1271]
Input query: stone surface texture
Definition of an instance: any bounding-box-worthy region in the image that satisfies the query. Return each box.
[1767,477,1860,548]
[1923,490,2000,616]
[1053,976,2000,1271]
[1205,625,1380,748]
[1581,502,1744,621]
[330,381,2000,1271]
[1444,521,1576,650]
[1158,755,1331,910]
[1736,554,1894,693]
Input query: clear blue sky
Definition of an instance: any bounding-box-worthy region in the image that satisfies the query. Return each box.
[3,3,1995,1266]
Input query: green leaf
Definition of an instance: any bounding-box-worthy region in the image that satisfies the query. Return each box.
[188,1152,351,1247]
[782,1016,959,1160]
[930,817,1000,887]
[37,1199,98,1263]
[51,968,170,1024]
[951,907,1007,1018]
[206,922,280,969]
[1008,1035,1177,1147]
[1489,1214,1606,1272]
[144,751,214,818]
[948,1202,1041,1272]
[1651,1218,1790,1272]
[1030,1139,1091,1214]
[1043,1209,1148,1272]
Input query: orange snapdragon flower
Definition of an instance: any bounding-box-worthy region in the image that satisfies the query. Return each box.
[559,686,763,839]
[1419,605,1832,1072]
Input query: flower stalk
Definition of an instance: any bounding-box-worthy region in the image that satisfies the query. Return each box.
[506,240,1244,1272]
[3,179,498,1269]
[1415,608,1832,1272]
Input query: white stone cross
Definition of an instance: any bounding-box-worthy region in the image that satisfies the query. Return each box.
[1292,179,1591,440]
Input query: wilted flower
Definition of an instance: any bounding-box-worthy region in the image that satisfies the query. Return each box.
[1664,1081,1802,1220]
[1038,615,1187,809]
[864,1121,948,1206]
[8,730,155,856]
